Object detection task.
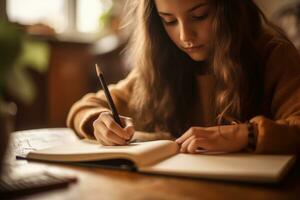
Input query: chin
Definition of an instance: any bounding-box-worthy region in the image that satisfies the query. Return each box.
[188,53,207,62]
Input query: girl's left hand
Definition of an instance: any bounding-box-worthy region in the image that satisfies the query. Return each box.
[175,124,249,154]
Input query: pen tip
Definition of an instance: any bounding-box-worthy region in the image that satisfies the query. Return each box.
[95,64,102,77]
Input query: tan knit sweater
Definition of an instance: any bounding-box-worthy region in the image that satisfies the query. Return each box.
[67,34,300,154]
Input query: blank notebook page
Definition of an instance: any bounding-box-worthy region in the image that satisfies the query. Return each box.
[139,153,296,183]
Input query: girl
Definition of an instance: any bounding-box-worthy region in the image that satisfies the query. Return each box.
[67,0,300,154]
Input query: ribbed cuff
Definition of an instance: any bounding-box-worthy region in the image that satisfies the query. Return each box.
[74,108,110,139]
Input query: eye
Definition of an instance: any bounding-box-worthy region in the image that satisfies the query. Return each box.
[193,13,209,21]
[163,20,177,25]
[160,17,177,25]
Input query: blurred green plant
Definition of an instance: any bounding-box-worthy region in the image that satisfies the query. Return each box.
[0,20,49,105]
[98,0,113,30]
[0,21,22,98]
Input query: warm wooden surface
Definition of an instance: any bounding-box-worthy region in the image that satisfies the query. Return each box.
[9,160,300,200]
[7,129,300,200]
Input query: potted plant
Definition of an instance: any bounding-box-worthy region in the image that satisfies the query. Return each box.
[0,20,23,173]
[0,19,50,174]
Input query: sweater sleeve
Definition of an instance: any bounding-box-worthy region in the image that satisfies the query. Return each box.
[66,68,138,138]
[251,41,300,154]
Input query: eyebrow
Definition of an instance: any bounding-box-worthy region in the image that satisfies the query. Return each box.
[158,2,209,16]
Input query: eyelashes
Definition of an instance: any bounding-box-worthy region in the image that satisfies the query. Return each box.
[163,20,177,25]
[161,13,209,26]
[193,13,209,20]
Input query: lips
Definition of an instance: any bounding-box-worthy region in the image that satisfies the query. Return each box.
[183,45,205,52]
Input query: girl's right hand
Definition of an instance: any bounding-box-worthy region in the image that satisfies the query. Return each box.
[93,112,135,145]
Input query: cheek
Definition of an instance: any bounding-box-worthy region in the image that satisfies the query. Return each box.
[196,20,213,44]
[164,28,179,45]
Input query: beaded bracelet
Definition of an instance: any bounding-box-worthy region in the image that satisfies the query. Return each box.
[246,122,257,152]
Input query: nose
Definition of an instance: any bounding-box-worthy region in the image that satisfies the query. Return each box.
[179,22,196,44]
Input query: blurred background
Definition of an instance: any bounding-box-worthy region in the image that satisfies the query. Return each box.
[0,0,299,132]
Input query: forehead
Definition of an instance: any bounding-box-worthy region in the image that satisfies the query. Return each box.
[154,0,210,12]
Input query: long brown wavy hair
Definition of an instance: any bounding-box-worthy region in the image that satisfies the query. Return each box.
[124,0,286,137]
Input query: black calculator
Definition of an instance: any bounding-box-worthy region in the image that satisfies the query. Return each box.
[0,171,77,198]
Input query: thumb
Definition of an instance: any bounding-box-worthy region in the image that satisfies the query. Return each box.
[123,117,135,136]
[121,116,134,128]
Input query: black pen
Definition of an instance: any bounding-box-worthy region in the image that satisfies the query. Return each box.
[95,64,124,128]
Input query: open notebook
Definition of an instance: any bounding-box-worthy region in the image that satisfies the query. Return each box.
[15,129,296,184]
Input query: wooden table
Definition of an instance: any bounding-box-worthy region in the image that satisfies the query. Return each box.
[7,129,300,200]
[7,160,299,200]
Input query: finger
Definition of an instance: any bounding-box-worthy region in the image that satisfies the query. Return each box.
[94,121,125,145]
[125,125,135,139]
[176,129,193,144]
[187,139,209,154]
[121,116,134,127]
[100,113,129,140]
[95,135,109,146]
[180,136,195,153]
[105,130,128,145]
[176,127,210,144]
[121,116,135,139]
[181,135,212,153]
[94,122,113,146]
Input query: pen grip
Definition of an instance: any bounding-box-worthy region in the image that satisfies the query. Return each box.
[99,74,124,128]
